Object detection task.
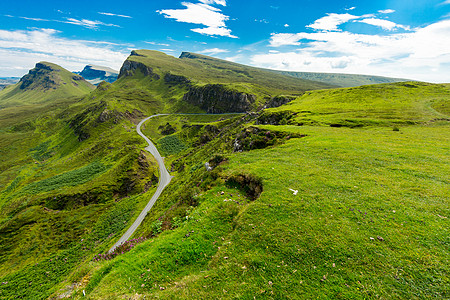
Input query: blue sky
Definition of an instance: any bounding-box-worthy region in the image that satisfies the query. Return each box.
[1,0,449,82]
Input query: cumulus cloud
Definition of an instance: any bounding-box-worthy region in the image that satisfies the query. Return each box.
[358,18,411,31]
[98,12,132,18]
[256,19,450,82]
[197,47,229,54]
[307,13,359,31]
[0,28,129,76]
[157,1,236,38]
[199,0,226,5]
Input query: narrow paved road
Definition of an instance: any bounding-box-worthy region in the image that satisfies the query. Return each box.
[108,114,172,253]
[108,112,244,253]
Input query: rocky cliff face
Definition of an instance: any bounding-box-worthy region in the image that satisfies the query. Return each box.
[119,60,160,80]
[19,63,60,90]
[183,84,256,113]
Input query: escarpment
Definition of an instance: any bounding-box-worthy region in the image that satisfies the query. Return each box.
[183,84,256,113]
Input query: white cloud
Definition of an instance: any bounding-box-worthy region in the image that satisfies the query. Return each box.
[19,16,51,22]
[442,0,450,4]
[98,12,132,18]
[197,47,229,55]
[378,9,395,14]
[307,13,359,31]
[144,41,170,47]
[358,18,411,31]
[62,18,120,29]
[346,7,356,11]
[257,19,450,82]
[157,2,236,38]
[284,24,290,27]
[0,28,129,76]
[199,0,226,5]
[5,15,120,30]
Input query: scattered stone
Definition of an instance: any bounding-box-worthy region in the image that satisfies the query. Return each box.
[369,237,375,241]
[268,281,273,286]
[224,257,228,259]
[141,284,145,287]
[332,263,336,267]
[220,191,225,195]
[377,236,385,241]
[160,286,165,290]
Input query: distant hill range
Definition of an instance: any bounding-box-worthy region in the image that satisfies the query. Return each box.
[0,77,20,90]
[76,65,119,85]
[272,70,409,88]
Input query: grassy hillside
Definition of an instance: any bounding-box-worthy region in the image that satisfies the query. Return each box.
[35,81,449,299]
[275,70,408,88]
[0,62,94,108]
[110,50,335,113]
[0,62,162,298]
[177,52,408,88]
[263,81,450,127]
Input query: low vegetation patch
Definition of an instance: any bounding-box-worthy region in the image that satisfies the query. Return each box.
[226,173,263,200]
[233,126,305,151]
[157,135,187,156]
[20,161,109,195]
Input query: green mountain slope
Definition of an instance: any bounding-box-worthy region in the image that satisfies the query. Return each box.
[109,50,335,113]
[39,82,448,299]
[274,70,409,88]
[177,51,408,88]
[0,62,94,108]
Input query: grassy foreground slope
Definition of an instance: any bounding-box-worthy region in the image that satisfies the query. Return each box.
[67,82,449,299]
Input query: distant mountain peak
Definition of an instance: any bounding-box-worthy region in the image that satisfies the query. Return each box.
[78,65,118,85]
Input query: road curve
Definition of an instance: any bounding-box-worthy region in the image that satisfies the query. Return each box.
[108,114,173,253]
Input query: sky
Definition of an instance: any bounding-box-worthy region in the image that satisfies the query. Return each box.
[1,0,449,82]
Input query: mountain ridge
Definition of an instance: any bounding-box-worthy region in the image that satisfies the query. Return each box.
[179,51,409,88]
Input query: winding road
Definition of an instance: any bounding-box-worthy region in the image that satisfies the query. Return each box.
[108,112,244,253]
[108,114,173,253]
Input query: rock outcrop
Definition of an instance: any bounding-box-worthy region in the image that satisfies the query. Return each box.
[119,60,160,80]
[183,84,256,113]
[19,63,60,90]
